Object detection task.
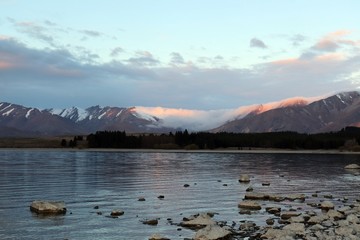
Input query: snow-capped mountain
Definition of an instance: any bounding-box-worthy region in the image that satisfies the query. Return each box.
[213,91,360,133]
[1,91,360,137]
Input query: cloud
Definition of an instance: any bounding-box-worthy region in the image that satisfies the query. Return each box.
[311,30,354,52]
[13,20,55,46]
[250,38,267,49]
[290,34,306,46]
[1,30,360,111]
[126,51,160,67]
[80,29,102,37]
[169,52,185,65]
[110,47,124,57]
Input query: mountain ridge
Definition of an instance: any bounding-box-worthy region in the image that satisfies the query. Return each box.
[1,91,359,137]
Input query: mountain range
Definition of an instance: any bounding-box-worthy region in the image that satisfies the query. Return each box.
[1,91,360,137]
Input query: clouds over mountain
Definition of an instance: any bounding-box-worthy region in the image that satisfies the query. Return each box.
[1,28,360,110]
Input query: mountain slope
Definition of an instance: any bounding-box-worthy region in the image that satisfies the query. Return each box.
[213,91,360,133]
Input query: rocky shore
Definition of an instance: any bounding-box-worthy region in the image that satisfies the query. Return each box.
[30,164,360,239]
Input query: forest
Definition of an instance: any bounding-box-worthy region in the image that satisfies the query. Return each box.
[84,126,360,151]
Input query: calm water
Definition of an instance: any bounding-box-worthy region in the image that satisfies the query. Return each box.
[0,150,360,240]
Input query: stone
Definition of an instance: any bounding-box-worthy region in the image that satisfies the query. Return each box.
[262,182,270,186]
[238,201,261,210]
[30,200,66,214]
[138,197,146,201]
[280,211,301,220]
[261,228,295,239]
[285,193,306,201]
[266,218,275,225]
[184,184,190,187]
[149,234,170,240]
[181,213,216,229]
[110,210,124,216]
[266,207,281,215]
[245,186,253,192]
[307,214,328,225]
[320,200,335,210]
[239,222,256,231]
[194,224,232,240]
[158,195,165,199]
[326,209,345,220]
[142,219,158,225]
[290,216,305,223]
[345,164,360,169]
[238,174,250,183]
[244,192,269,200]
[283,223,305,235]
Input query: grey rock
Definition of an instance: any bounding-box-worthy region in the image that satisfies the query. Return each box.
[30,200,66,215]
[194,224,232,240]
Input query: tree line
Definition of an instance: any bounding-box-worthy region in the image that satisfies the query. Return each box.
[85,126,360,150]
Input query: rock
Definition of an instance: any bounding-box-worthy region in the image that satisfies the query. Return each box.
[266,218,275,225]
[284,193,306,201]
[244,192,269,200]
[266,207,281,215]
[283,223,305,235]
[194,224,232,240]
[307,214,328,225]
[239,174,250,183]
[138,197,146,201]
[239,209,251,215]
[142,219,158,225]
[30,200,66,214]
[158,195,165,199]
[261,228,295,239]
[149,234,170,240]
[181,213,216,229]
[239,222,257,231]
[320,200,335,210]
[335,226,356,236]
[184,184,190,187]
[262,182,270,186]
[110,210,124,216]
[326,209,345,220]
[290,216,305,223]
[280,211,301,220]
[238,201,261,210]
[345,164,360,169]
[246,186,253,192]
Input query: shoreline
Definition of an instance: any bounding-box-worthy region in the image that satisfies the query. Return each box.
[1,147,360,154]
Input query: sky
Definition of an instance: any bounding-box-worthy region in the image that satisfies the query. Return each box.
[1,0,360,110]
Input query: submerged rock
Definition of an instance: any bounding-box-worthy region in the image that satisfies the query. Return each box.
[30,200,66,215]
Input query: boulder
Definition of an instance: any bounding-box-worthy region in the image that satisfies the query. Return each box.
[344,164,360,169]
[326,209,345,220]
[181,213,216,229]
[194,224,232,240]
[238,201,261,210]
[30,200,66,214]
[320,201,335,210]
[238,174,250,183]
[283,223,305,235]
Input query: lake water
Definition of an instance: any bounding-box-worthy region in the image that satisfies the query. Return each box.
[0,150,360,240]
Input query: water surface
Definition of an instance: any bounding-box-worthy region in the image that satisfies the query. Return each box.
[0,150,359,239]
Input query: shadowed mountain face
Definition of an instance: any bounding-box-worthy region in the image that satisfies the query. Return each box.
[1,91,360,137]
[213,91,360,133]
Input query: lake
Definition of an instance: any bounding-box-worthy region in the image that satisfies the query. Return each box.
[0,149,359,239]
